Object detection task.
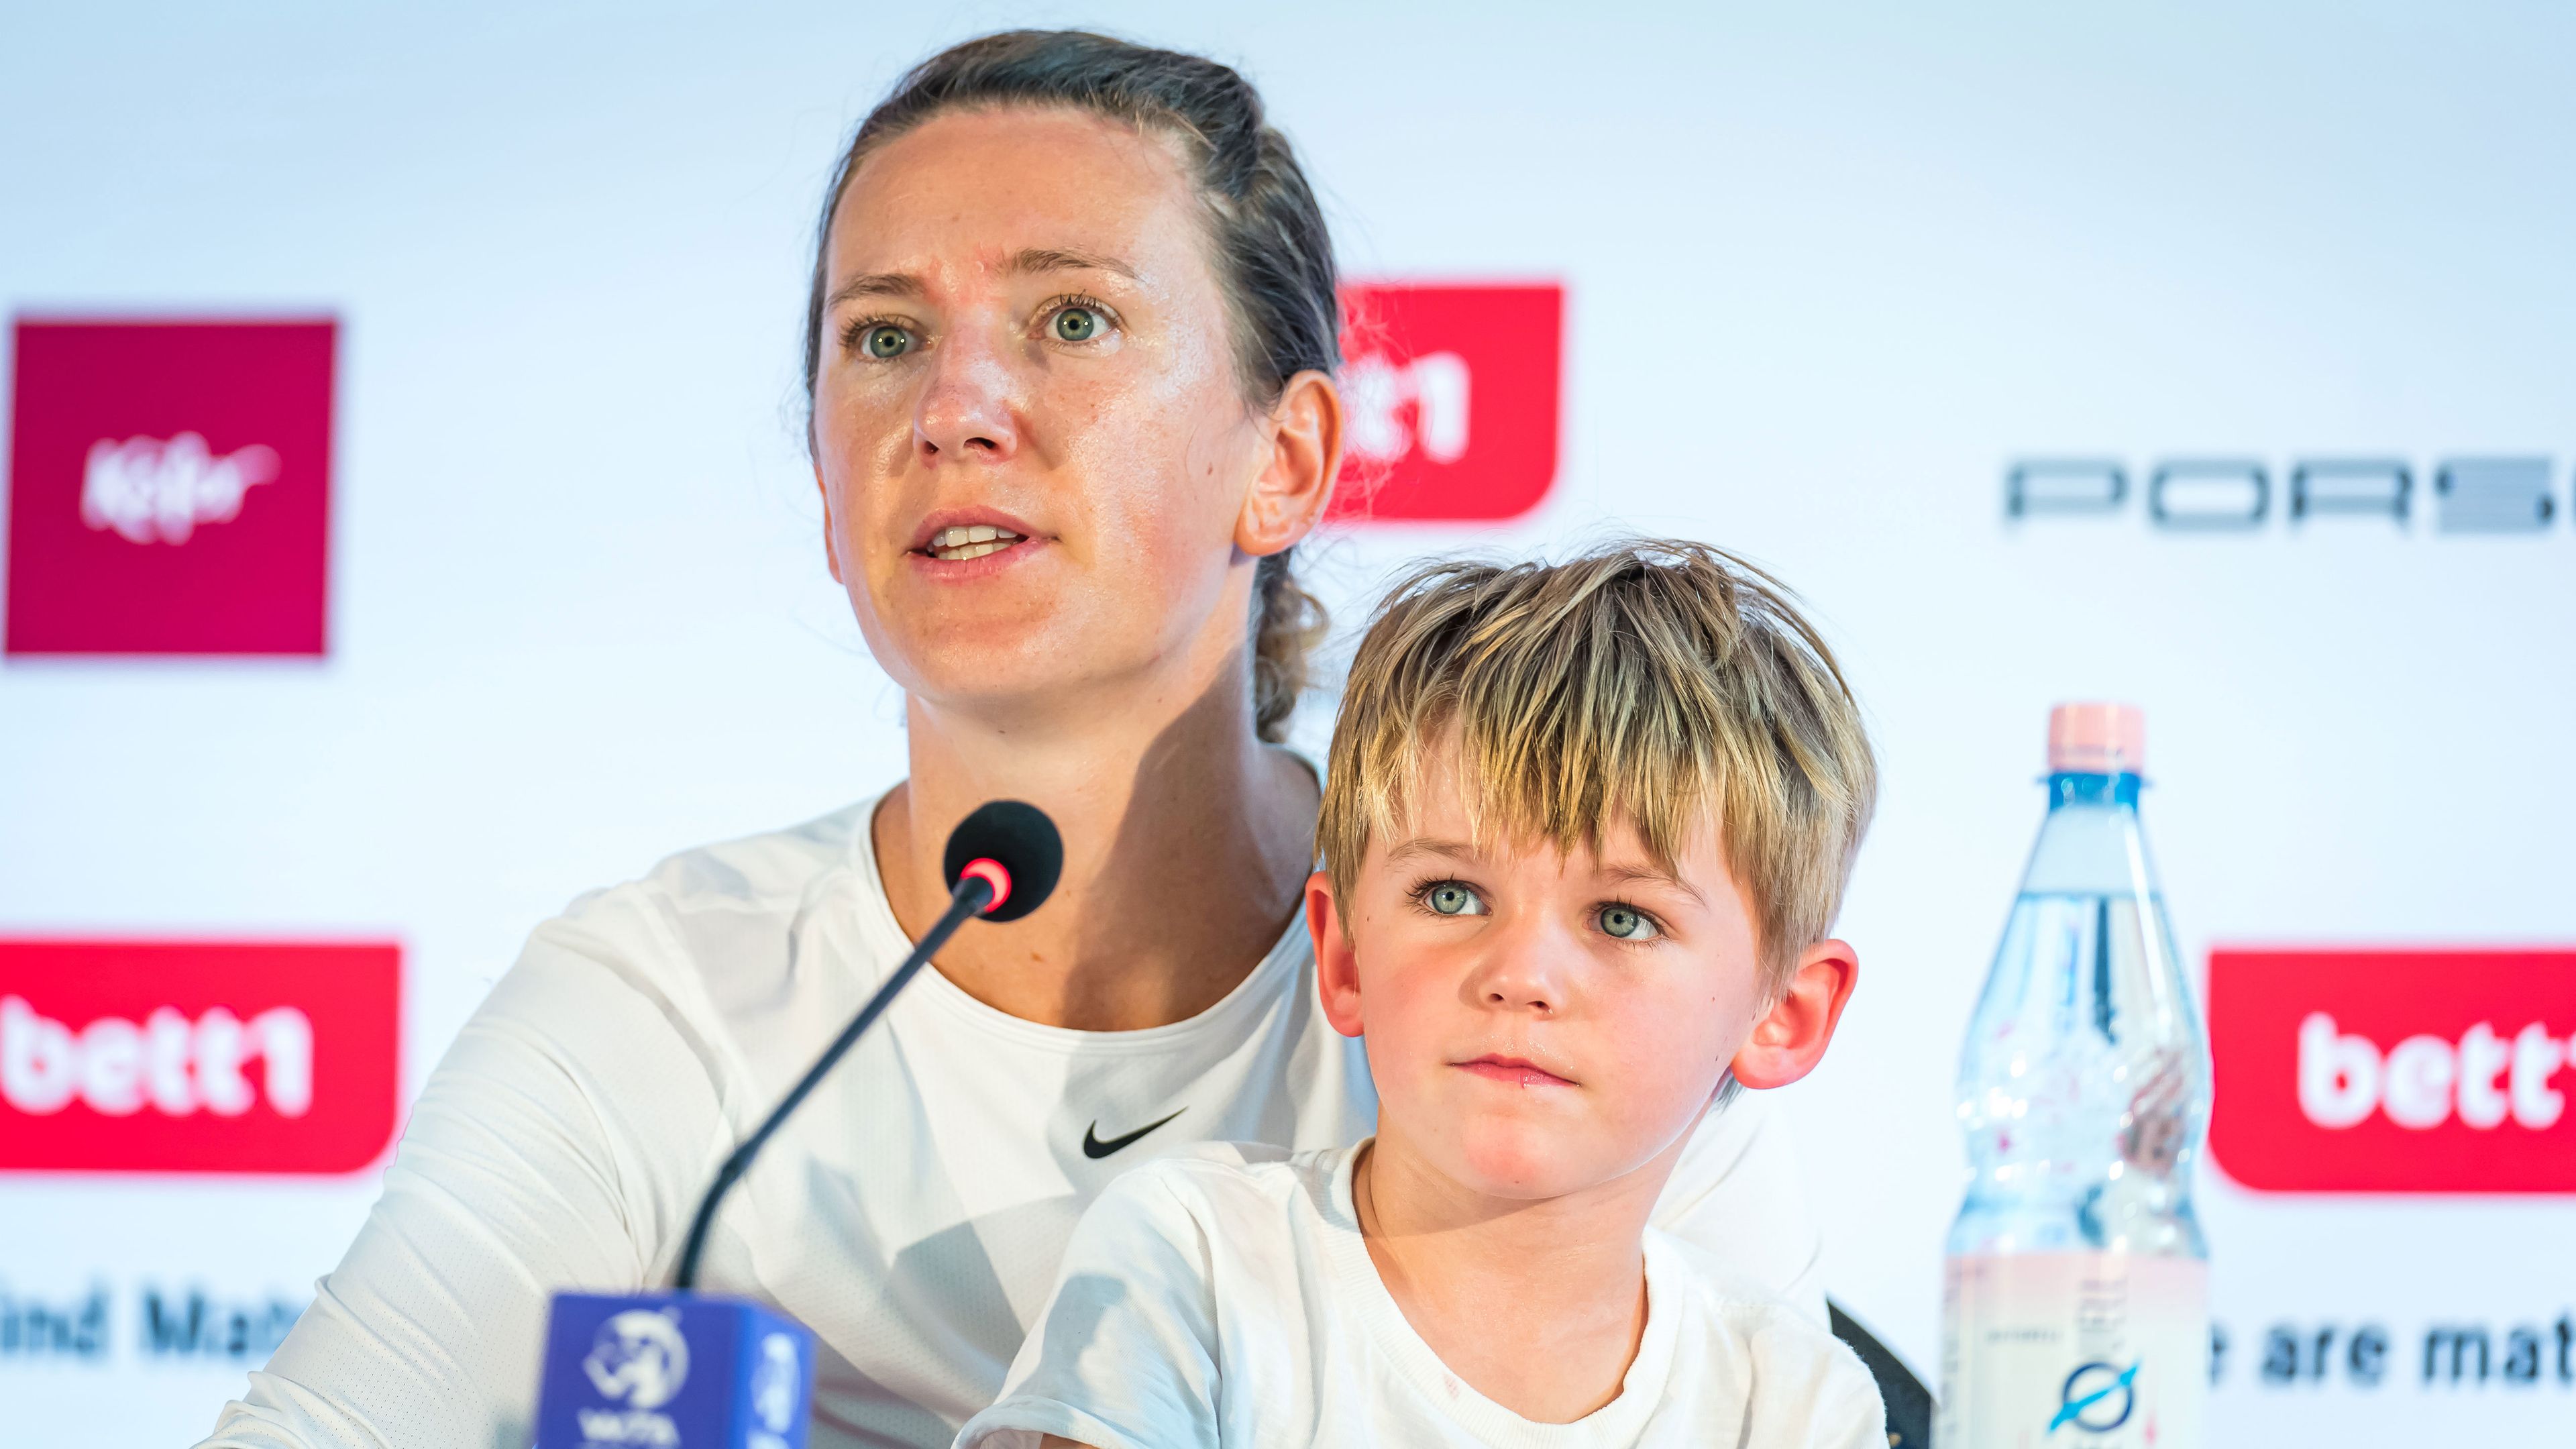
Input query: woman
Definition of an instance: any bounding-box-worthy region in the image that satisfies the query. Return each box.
[201,31,1824,1449]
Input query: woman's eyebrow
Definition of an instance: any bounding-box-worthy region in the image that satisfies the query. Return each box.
[826,270,923,308]
[826,249,1134,311]
[1011,246,1138,280]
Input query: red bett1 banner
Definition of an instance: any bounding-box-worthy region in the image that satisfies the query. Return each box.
[1332,283,1562,523]
[5,318,336,656]
[2208,949,2576,1193]
[0,940,400,1174]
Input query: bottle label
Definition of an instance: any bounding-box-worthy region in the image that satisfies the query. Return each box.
[1937,1252,2205,1448]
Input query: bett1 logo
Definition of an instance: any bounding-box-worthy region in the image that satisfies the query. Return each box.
[2209,950,2576,1193]
[1329,283,1561,523]
[0,941,398,1175]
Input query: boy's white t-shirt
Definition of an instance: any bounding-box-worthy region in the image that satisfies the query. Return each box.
[960,1142,1886,1449]
[198,797,1827,1449]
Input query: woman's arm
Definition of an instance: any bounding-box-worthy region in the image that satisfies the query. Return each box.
[195,910,727,1448]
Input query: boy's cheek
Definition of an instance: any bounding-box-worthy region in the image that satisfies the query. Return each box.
[1598,992,1746,1103]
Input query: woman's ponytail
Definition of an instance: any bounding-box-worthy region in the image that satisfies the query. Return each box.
[1251,549,1328,743]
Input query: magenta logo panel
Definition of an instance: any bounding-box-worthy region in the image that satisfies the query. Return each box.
[6,319,335,656]
[2208,949,2576,1193]
[1331,283,1562,523]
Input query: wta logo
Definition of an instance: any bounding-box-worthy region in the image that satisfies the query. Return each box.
[0,940,398,1175]
[2208,949,2576,1192]
[1330,283,1562,523]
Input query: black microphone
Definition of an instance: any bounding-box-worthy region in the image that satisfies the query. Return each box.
[674,800,1063,1288]
[533,801,1061,1449]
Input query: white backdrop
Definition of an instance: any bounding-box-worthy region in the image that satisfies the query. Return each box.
[4,3,2573,1444]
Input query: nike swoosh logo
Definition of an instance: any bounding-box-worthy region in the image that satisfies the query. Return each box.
[1082,1109,1185,1159]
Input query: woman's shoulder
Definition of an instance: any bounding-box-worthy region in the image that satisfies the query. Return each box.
[530,798,880,982]
[560,798,875,930]
[475,797,893,1091]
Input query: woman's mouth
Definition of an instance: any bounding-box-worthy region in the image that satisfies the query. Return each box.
[924,525,1024,561]
[1455,1055,1577,1088]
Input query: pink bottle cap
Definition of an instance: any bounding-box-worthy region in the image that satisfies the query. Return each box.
[2048,702,2146,775]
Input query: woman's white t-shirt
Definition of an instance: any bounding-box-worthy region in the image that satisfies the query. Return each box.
[963,1142,1884,1449]
[198,798,1827,1449]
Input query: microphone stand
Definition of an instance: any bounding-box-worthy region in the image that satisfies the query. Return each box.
[671,872,995,1291]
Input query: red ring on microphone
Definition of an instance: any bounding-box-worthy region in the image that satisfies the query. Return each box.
[959,857,1012,914]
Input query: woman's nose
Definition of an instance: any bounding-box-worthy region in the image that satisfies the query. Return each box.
[912,329,1021,465]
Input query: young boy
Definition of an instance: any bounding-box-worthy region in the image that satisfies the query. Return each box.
[957,540,1885,1448]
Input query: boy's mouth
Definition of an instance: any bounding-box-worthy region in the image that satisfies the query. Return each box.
[1454,1054,1576,1089]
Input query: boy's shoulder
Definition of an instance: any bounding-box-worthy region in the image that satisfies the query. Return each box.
[1105,1139,1348,1225]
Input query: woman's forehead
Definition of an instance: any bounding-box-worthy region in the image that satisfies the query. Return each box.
[828,107,1210,290]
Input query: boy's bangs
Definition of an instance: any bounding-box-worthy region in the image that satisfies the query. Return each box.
[1362,690,1723,886]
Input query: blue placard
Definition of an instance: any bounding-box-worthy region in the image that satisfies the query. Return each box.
[536,1291,815,1449]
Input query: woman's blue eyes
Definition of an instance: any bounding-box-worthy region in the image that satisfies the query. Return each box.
[1426,882,1485,916]
[851,305,1108,360]
[1051,305,1104,342]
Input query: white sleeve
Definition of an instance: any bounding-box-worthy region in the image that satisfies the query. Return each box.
[1744,1314,1890,1449]
[1650,1087,1829,1326]
[955,1167,1224,1449]
[194,908,729,1448]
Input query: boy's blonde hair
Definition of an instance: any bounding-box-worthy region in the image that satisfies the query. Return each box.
[1318,539,1877,991]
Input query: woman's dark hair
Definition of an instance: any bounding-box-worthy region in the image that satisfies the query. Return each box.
[804,30,1335,743]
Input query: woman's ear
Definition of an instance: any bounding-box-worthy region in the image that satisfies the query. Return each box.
[1729,940,1860,1089]
[813,458,844,585]
[1236,369,1342,557]
[1306,870,1366,1038]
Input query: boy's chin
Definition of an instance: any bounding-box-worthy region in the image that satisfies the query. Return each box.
[1435,1119,1637,1201]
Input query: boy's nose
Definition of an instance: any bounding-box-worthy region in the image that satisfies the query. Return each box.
[1466,922,1574,1016]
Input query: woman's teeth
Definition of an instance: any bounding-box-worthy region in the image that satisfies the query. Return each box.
[928,525,1024,561]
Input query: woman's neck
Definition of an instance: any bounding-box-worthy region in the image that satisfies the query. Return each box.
[1354,1129,1678,1424]
[873,641,1319,1032]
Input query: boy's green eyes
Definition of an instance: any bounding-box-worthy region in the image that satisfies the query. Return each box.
[1410,880,1666,941]
[1425,882,1485,916]
[1599,905,1659,941]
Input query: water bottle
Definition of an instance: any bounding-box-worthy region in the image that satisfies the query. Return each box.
[1937,704,2210,1448]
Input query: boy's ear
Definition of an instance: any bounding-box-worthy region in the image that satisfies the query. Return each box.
[1305,871,1366,1039]
[1728,939,1860,1090]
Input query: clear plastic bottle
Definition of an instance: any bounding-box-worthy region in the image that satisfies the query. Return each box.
[1937,704,2210,1448]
